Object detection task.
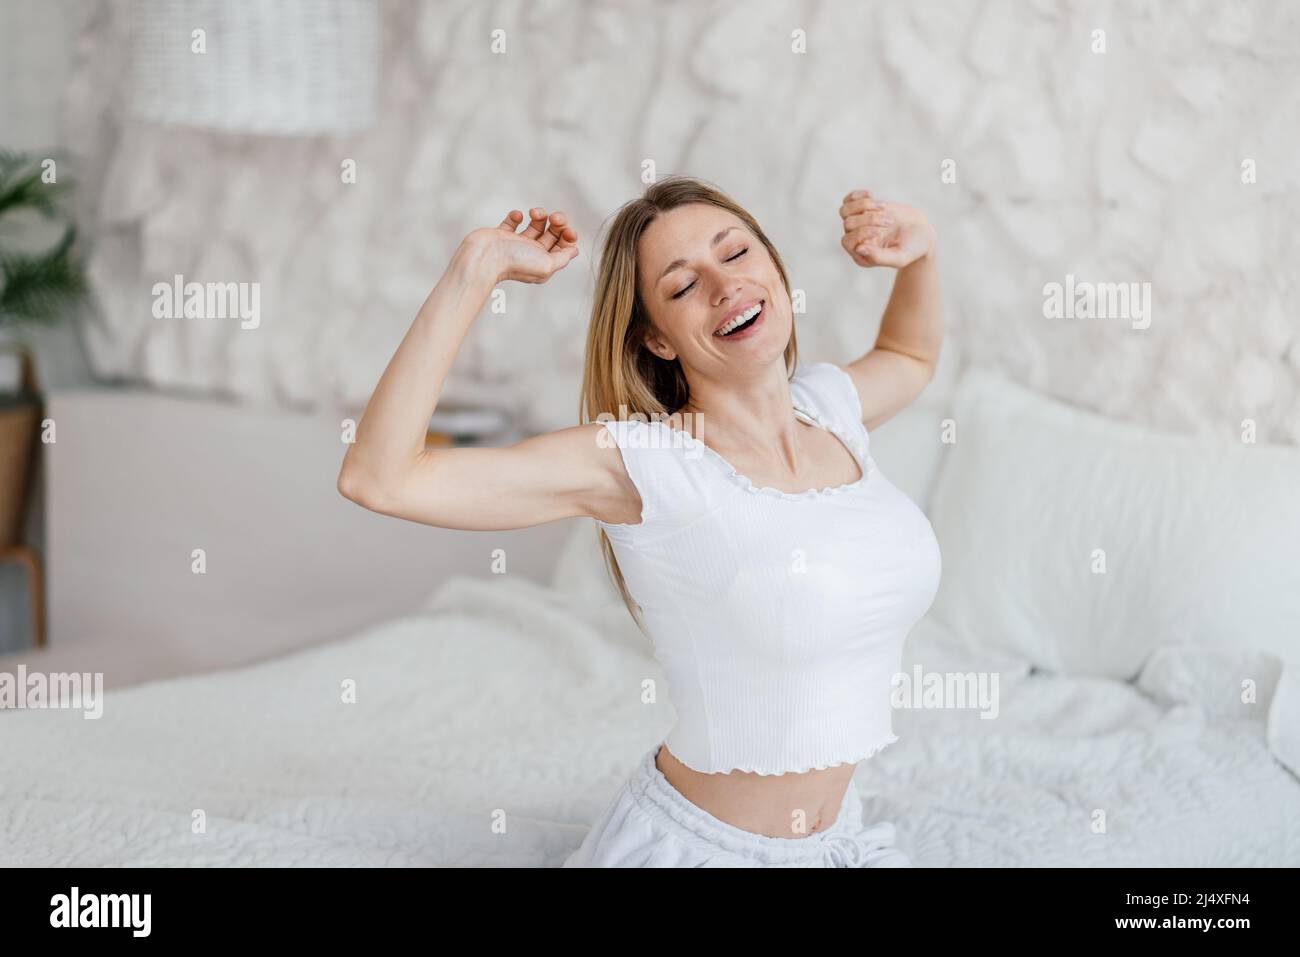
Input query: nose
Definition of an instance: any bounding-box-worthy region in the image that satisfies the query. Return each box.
[712,279,745,307]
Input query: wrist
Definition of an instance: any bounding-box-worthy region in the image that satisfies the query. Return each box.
[908,226,938,268]
[450,232,504,287]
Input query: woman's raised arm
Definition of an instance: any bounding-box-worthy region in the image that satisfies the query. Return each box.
[337,209,634,531]
[835,189,943,432]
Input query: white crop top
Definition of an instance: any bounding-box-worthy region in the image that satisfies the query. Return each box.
[595,361,942,776]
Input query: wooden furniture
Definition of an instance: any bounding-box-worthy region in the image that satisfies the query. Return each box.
[0,345,44,649]
[0,543,43,647]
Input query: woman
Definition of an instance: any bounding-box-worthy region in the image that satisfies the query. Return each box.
[338,175,943,868]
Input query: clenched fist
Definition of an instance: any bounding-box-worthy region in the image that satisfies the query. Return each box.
[839,190,936,269]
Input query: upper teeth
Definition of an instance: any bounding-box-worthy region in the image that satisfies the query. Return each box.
[717,303,761,336]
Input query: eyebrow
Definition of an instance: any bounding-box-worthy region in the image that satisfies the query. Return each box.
[656,226,741,285]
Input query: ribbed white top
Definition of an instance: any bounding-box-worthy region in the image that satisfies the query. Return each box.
[595,362,942,775]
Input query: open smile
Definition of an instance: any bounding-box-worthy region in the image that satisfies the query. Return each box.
[713,300,765,340]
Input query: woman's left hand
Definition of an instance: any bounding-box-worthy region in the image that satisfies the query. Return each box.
[839,190,937,269]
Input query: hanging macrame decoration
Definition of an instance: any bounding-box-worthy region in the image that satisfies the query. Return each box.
[127,0,377,134]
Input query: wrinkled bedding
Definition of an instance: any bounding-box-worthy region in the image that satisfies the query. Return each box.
[1,574,1296,866]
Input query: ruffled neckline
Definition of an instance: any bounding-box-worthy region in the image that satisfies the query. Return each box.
[650,400,872,501]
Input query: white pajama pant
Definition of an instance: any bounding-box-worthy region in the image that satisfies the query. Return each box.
[563,741,912,868]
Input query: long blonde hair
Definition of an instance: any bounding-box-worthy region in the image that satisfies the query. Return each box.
[578,175,798,631]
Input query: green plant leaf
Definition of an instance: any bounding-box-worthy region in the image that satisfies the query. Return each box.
[0,150,71,220]
[0,223,87,327]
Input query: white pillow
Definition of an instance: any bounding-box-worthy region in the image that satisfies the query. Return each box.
[550,520,618,604]
[549,520,653,653]
[866,397,949,512]
[925,369,1300,679]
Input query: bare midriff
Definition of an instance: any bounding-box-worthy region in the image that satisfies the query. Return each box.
[655,743,857,839]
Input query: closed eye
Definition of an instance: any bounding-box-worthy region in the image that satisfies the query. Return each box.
[671,247,749,300]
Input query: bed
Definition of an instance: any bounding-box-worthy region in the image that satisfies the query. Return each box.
[1,569,1296,866]
[2,369,1297,866]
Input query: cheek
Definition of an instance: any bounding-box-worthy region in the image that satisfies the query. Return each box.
[759,261,785,303]
[658,305,701,345]
[770,287,792,323]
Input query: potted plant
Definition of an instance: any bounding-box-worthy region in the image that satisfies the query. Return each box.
[0,150,88,644]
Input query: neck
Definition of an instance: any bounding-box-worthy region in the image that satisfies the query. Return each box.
[675,365,806,470]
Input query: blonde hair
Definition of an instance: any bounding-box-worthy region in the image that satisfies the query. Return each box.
[578,174,798,632]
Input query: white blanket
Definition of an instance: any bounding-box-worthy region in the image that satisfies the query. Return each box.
[1,574,1297,866]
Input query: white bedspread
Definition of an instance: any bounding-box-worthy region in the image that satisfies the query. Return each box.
[2,574,1296,866]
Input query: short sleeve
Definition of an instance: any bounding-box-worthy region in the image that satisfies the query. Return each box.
[790,362,867,437]
[594,417,715,541]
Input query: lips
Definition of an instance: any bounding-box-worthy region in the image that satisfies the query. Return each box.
[713,300,766,341]
[713,300,766,340]
[713,299,764,335]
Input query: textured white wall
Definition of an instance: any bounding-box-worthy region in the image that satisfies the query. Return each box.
[61,0,1300,442]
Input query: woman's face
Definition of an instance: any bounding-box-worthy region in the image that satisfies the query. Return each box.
[636,202,789,376]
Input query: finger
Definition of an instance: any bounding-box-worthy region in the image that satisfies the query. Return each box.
[851,242,886,267]
[548,242,580,270]
[856,241,908,268]
[842,210,894,233]
[845,226,899,260]
[841,188,872,205]
[553,220,579,248]
[843,233,878,262]
[845,224,893,247]
[522,207,549,240]
[540,210,569,251]
[498,209,525,232]
[838,197,886,220]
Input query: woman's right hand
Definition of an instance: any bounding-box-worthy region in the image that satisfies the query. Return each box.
[466,207,580,285]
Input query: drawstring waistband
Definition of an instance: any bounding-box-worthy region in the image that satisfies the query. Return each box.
[818,820,907,867]
[631,741,910,866]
